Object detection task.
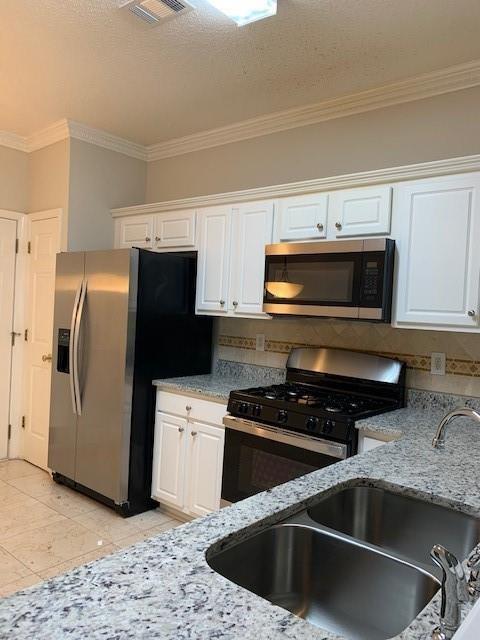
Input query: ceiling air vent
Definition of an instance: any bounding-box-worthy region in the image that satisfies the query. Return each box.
[123,0,192,24]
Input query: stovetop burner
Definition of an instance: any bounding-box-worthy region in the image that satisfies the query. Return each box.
[242,382,390,418]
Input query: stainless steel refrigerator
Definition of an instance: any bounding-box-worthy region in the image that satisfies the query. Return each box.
[48,248,212,516]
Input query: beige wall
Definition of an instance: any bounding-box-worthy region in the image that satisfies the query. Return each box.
[0,145,28,212]
[146,86,480,202]
[217,317,480,397]
[28,139,70,213]
[67,139,146,251]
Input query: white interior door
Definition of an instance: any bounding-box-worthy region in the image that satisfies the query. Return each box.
[24,213,60,469]
[0,218,17,460]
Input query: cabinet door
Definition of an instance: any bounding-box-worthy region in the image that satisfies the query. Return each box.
[151,412,187,509]
[329,186,392,237]
[393,174,480,328]
[185,421,225,518]
[195,206,232,314]
[154,210,196,249]
[230,200,274,317]
[114,215,154,249]
[275,193,328,241]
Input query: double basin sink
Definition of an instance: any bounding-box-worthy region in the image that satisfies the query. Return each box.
[207,484,480,640]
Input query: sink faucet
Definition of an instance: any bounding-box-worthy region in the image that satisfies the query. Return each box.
[430,544,468,640]
[432,407,480,448]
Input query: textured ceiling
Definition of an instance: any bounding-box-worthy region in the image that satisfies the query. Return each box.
[1,0,480,145]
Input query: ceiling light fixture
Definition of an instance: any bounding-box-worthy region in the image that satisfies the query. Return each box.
[205,0,277,26]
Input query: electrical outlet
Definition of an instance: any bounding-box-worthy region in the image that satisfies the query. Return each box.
[256,334,265,351]
[431,352,446,376]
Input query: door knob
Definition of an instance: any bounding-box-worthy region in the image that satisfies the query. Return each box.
[316,223,324,232]
[42,354,52,362]
[468,310,476,317]
[335,222,342,231]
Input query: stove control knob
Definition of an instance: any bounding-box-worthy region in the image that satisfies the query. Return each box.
[323,419,335,434]
[239,403,249,414]
[306,417,319,432]
[278,410,288,423]
[253,405,262,418]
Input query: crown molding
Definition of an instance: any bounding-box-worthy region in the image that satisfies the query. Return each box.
[67,120,148,160]
[147,59,480,161]
[111,153,480,217]
[0,131,27,152]
[27,119,71,152]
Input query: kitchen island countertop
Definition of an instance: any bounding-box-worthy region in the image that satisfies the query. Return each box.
[1,390,480,639]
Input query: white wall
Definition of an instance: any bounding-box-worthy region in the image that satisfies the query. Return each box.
[146,86,480,202]
[67,139,146,251]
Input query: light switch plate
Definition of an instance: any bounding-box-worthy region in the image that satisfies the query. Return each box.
[256,334,265,351]
[431,352,446,376]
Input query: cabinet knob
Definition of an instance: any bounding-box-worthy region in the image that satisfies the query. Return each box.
[155,236,161,242]
[335,222,342,231]
[145,237,151,242]
[219,300,225,306]
[191,431,198,437]
[316,223,324,232]
[233,301,238,307]
[186,405,192,412]
[468,310,476,317]
[178,427,184,433]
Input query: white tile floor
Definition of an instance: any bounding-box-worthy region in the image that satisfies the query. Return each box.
[0,459,182,597]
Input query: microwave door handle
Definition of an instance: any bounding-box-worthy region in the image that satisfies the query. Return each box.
[73,279,87,416]
[69,282,83,415]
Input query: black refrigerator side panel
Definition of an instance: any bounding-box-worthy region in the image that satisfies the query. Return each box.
[127,249,213,513]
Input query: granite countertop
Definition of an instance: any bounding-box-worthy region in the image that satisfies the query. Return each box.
[153,359,286,402]
[2,390,480,639]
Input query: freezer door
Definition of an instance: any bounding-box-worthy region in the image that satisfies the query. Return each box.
[48,252,85,477]
[74,249,136,504]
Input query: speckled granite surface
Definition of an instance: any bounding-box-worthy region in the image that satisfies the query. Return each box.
[2,389,480,640]
[153,359,285,401]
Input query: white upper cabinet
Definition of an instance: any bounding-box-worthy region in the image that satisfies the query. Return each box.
[153,210,196,250]
[230,201,274,317]
[393,173,480,330]
[196,206,232,314]
[328,186,392,238]
[275,193,328,241]
[195,201,274,318]
[114,210,196,251]
[115,214,154,249]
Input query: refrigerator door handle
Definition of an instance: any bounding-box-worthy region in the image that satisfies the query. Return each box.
[69,281,83,415]
[73,279,87,416]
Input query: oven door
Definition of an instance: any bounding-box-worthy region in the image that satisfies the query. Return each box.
[221,417,347,505]
[263,241,364,318]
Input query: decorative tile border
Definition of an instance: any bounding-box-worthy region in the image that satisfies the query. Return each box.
[218,335,480,378]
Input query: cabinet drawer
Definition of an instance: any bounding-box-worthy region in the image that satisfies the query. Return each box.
[156,390,227,426]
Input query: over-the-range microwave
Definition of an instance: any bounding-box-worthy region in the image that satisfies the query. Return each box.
[263,238,395,322]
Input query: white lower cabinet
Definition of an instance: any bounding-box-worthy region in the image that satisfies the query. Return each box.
[152,391,226,517]
[185,421,225,517]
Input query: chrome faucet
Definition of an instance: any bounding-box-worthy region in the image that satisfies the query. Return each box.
[432,407,480,448]
[430,544,468,640]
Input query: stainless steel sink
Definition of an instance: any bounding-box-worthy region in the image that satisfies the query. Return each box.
[308,485,480,570]
[208,524,439,640]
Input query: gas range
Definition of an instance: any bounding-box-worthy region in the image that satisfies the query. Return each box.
[227,347,406,448]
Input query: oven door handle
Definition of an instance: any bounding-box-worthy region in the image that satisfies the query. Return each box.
[223,416,347,460]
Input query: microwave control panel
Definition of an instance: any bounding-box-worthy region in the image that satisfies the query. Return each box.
[360,253,385,306]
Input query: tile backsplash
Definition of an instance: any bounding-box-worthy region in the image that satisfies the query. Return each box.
[215,317,480,397]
